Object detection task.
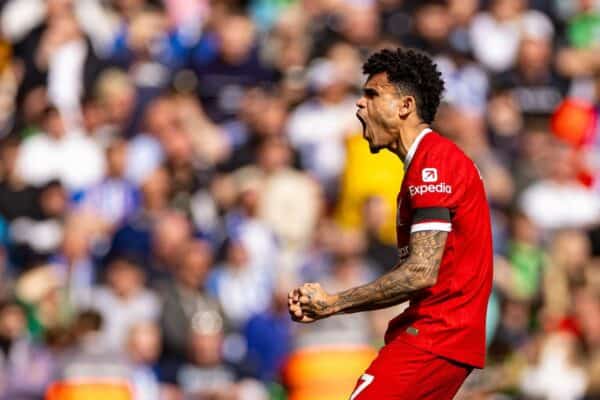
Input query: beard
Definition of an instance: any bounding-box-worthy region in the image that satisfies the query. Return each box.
[369,143,383,154]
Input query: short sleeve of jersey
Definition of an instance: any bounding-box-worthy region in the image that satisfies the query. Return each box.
[405,145,464,233]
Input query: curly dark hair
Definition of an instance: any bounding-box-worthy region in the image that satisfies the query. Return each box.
[362,48,445,124]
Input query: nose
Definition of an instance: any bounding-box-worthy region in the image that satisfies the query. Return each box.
[356,96,366,109]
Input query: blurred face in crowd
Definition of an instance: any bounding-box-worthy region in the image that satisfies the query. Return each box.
[340,4,379,46]
[328,43,361,85]
[415,2,452,43]
[449,0,478,26]
[546,144,577,183]
[491,0,525,21]
[190,330,223,366]
[356,72,412,154]
[0,140,19,181]
[226,241,250,269]
[61,221,90,261]
[127,322,161,364]
[141,167,171,210]
[162,130,193,167]
[82,98,108,135]
[253,99,287,138]
[518,37,552,76]
[44,109,66,140]
[176,241,212,289]
[152,212,191,264]
[128,10,168,56]
[0,304,26,341]
[46,0,74,22]
[22,87,49,127]
[511,212,540,246]
[501,298,531,333]
[107,259,144,298]
[217,15,256,65]
[487,90,523,136]
[96,70,136,125]
[114,0,146,16]
[258,137,292,173]
[145,96,178,139]
[40,182,68,218]
[46,12,81,43]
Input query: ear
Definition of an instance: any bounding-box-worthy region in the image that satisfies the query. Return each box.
[398,95,416,119]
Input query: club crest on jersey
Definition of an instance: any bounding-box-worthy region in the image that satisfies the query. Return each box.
[422,168,438,182]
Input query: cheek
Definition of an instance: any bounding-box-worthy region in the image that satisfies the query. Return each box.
[370,101,397,127]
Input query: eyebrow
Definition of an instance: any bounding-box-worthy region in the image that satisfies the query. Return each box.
[363,88,378,96]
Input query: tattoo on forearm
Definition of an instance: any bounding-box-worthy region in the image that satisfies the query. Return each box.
[333,230,448,314]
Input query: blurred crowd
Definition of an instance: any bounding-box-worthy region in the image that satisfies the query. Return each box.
[0,0,599,399]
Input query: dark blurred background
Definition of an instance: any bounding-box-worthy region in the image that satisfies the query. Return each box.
[0,0,599,399]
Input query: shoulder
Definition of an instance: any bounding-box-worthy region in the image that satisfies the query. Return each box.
[415,132,473,170]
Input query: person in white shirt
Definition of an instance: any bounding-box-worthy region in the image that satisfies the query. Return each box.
[78,257,160,352]
[16,106,106,192]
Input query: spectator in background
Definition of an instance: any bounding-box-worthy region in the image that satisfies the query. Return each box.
[94,68,137,139]
[295,231,375,349]
[192,13,274,123]
[506,211,546,300]
[57,309,130,381]
[219,89,289,172]
[520,142,600,232]
[207,238,271,329]
[15,106,105,192]
[401,0,453,57]
[0,137,39,223]
[50,215,97,302]
[495,14,567,117]
[107,4,192,134]
[10,1,106,125]
[226,168,279,274]
[0,301,54,400]
[177,313,268,400]
[520,333,587,400]
[106,170,175,275]
[286,54,358,193]
[10,180,68,267]
[470,0,547,73]
[567,0,600,50]
[126,321,165,400]
[126,96,171,185]
[542,229,592,327]
[78,138,139,230]
[159,239,220,379]
[255,137,322,272]
[78,257,160,353]
[243,283,293,383]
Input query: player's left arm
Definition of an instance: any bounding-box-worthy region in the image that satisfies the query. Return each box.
[290,228,448,322]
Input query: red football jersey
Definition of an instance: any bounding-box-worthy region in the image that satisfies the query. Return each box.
[387,128,493,369]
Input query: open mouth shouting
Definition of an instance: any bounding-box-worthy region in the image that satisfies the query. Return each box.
[356,112,380,153]
[356,112,367,140]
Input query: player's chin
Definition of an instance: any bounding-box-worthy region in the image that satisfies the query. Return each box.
[369,143,383,154]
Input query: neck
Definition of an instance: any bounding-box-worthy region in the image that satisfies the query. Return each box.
[390,122,430,162]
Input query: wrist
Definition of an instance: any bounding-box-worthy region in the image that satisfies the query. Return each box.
[328,293,343,315]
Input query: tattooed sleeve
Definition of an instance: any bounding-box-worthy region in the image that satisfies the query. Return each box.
[330,230,448,314]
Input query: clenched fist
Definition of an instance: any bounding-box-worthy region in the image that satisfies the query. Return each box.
[288,283,338,323]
